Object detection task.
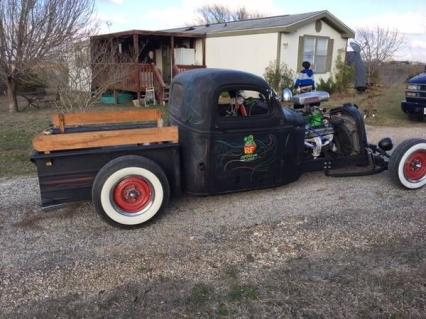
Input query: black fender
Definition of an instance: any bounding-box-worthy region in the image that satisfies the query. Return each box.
[330,104,369,157]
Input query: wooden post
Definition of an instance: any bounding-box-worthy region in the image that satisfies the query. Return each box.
[133,33,139,63]
[58,113,65,133]
[110,38,114,63]
[134,34,141,103]
[202,37,206,66]
[113,90,118,104]
[90,38,95,65]
[111,36,118,104]
[170,36,174,81]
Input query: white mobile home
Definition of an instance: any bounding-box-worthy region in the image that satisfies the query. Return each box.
[166,10,355,82]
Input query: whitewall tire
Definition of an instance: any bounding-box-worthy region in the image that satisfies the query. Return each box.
[92,156,169,227]
[389,139,426,189]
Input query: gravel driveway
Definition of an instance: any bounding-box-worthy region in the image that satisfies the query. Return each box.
[0,126,425,318]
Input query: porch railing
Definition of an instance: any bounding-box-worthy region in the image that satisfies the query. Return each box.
[92,63,141,92]
[92,63,205,104]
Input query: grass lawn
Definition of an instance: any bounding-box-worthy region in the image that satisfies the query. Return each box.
[326,84,424,126]
[0,97,164,177]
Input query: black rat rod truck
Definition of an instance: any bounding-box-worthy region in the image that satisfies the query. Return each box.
[31,69,426,227]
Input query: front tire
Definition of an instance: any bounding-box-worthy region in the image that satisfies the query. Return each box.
[389,139,426,189]
[92,155,170,227]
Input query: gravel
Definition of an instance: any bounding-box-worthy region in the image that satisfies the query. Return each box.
[0,126,425,318]
[365,125,426,145]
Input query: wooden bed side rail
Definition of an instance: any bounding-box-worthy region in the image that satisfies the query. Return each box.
[33,126,178,152]
[52,109,162,132]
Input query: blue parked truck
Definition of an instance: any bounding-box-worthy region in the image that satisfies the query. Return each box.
[402,68,426,121]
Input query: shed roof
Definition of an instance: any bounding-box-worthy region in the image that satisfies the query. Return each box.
[91,29,204,40]
[163,10,355,39]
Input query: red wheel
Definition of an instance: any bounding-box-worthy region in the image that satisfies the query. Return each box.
[389,138,426,189]
[92,156,169,227]
[403,150,426,182]
[113,176,153,214]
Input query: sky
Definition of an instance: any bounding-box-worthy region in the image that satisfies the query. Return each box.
[96,0,426,62]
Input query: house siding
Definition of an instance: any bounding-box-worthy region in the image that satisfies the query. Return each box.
[205,33,278,78]
[204,20,347,83]
[280,20,348,82]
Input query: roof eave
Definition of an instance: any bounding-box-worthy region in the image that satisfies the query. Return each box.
[90,29,205,39]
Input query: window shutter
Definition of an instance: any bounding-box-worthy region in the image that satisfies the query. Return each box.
[297,36,304,70]
[326,38,334,72]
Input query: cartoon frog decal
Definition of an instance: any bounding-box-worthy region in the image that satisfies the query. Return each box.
[240,135,258,162]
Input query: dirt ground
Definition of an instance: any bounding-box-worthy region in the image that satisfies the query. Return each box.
[0,127,425,318]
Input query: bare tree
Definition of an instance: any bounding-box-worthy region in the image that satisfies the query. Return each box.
[356,26,405,83]
[231,7,265,21]
[52,40,131,113]
[197,4,230,24]
[0,0,95,112]
[196,4,265,24]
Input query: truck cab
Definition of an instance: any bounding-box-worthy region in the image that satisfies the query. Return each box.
[402,68,426,121]
[168,69,306,195]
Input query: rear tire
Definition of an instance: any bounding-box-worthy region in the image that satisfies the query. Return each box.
[92,155,170,227]
[331,114,361,156]
[389,139,426,189]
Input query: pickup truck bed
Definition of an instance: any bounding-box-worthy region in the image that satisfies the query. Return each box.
[31,110,181,208]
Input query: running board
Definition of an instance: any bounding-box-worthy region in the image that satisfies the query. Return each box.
[324,153,388,177]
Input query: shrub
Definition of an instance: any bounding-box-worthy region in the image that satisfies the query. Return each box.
[264,60,295,93]
[316,56,355,94]
[16,72,47,94]
[316,78,336,94]
[334,55,355,92]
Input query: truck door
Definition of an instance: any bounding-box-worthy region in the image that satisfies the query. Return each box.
[210,87,289,193]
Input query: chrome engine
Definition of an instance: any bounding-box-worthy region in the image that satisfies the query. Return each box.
[305,124,335,158]
[290,91,336,158]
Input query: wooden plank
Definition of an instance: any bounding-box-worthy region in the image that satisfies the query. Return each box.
[170,36,174,81]
[33,126,179,152]
[51,109,161,128]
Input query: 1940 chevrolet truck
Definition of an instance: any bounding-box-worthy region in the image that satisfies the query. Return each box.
[31,69,426,227]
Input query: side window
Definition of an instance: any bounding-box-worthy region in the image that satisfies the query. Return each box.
[302,36,330,73]
[217,89,269,118]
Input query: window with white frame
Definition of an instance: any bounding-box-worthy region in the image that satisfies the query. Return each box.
[303,37,329,73]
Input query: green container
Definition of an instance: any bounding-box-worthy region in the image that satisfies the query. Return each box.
[118,92,134,104]
[100,95,116,105]
[100,92,135,105]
